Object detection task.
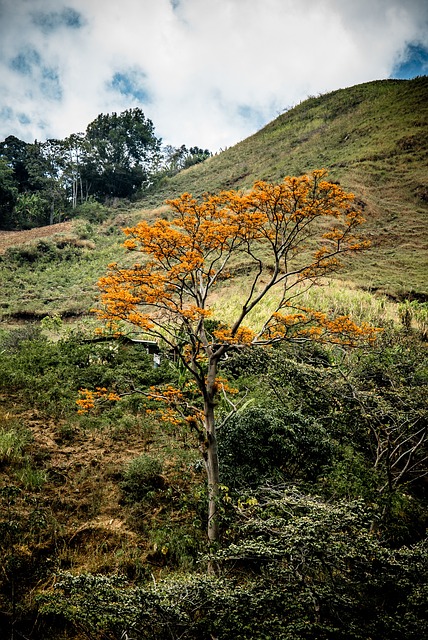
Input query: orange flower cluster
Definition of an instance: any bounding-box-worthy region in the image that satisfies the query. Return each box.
[212,376,239,395]
[147,383,204,429]
[213,324,255,345]
[265,307,381,346]
[76,388,121,414]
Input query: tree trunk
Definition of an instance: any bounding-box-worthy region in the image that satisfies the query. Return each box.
[204,399,220,546]
[203,356,221,548]
[204,397,220,575]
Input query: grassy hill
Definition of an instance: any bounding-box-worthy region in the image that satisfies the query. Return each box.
[0,77,427,327]
[143,76,428,298]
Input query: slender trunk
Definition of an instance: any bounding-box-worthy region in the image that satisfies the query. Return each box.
[72,178,77,209]
[203,358,221,573]
[204,400,220,546]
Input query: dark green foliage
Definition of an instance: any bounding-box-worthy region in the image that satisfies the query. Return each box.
[83,108,162,199]
[213,488,428,640]
[1,237,94,266]
[343,333,428,499]
[218,406,333,489]
[74,197,109,223]
[241,335,428,499]
[220,344,272,378]
[121,454,164,502]
[0,484,54,635]
[0,329,171,419]
[38,491,428,640]
[0,157,18,228]
[0,135,66,229]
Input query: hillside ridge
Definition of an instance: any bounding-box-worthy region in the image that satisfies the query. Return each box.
[1,77,427,298]
[140,76,428,296]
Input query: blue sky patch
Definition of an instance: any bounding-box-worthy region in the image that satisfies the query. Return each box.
[18,113,31,126]
[237,104,266,130]
[40,66,63,101]
[9,47,63,101]
[392,43,428,79]
[31,7,85,34]
[109,71,151,103]
[10,48,41,76]
[0,106,14,122]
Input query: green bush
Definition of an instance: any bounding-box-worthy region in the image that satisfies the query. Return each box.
[2,237,92,266]
[218,406,333,489]
[75,198,109,223]
[121,454,164,502]
[148,523,201,569]
[38,492,428,639]
[0,330,171,419]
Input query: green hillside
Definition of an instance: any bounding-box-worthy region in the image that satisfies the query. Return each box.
[143,76,428,297]
[1,77,426,326]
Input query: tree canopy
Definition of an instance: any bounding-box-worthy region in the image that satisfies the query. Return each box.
[92,170,379,547]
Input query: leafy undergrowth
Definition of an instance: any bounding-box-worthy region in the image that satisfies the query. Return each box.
[0,324,427,639]
[0,329,207,637]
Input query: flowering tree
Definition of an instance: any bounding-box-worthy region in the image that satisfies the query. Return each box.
[93,170,378,548]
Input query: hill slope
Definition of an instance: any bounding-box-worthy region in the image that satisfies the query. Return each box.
[143,77,428,297]
[0,77,426,326]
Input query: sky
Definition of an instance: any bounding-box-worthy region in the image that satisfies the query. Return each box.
[0,0,427,153]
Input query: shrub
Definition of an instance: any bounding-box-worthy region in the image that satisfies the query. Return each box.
[218,406,333,489]
[0,330,172,419]
[75,198,109,223]
[38,492,428,640]
[2,237,94,267]
[121,454,164,502]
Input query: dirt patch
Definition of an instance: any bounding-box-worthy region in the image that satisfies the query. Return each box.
[0,221,73,254]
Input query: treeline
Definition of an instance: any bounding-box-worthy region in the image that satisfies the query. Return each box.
[0,107,211,230]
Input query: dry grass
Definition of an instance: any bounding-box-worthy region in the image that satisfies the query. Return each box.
[0,221,74,254]
[210,277,398,332]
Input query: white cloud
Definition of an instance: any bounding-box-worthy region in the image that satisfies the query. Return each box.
[0,0,427,151]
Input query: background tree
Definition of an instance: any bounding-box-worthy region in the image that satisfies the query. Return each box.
[0,136,66,228]
[83,108,162,199]
[160,144,211,177]
[62,133,91,208]
[39,139,68,224]
[94,170,378,550]
[0,157,18,228]
[13,192,48,229]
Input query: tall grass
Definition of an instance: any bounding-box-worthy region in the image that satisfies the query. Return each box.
[0,426,31,464]
[211,279,397,331]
